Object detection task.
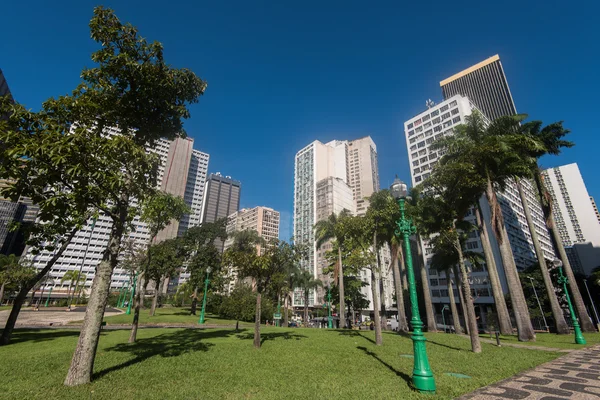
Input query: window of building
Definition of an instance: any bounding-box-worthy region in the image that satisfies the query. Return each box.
[432,117,440,125]
[410,145,417,151]
[416,126,423,133]
[451,108,459,115]
[431,109,439,117]
[433,125,442,133]
[412,160,419,166]
[449,100,457,107]
[441,112,451,120]
[440,105,449,112]
[420,156,427,164]
[432,290,440,297]
[422,114,430,122]
[426,137,433,144]
[415,176,422,182]
[452,116,461,124]
[411,152,418,158]
[419,149,426,156]
[424,129,433,137]
[414,119,422,127]
[430,279,438,286]
[413,168,420,174]
[417,141,425,148]
[407,123,413,129]
[409,138,416,144]
[429,152,437,159]
[443,120,452,128]
[424,122,432,129]
[408,130,414,136]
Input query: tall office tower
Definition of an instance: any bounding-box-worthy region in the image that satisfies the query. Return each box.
[542,164,600,275]
[223,206,280,292]
[440,55,554,270]
[199,173,241,251]
[440,55,516,121]
[590,197,600,225]
[293,137,392,311]
[27,134,209,295]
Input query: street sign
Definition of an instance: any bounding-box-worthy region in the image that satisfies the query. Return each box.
[273,313,282,319]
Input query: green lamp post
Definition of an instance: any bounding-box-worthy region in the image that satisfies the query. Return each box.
[327,285,333,329]
[44,287,53,307]
[199,267,212,324]
[391,177,436,393]
[554,258,586,345]
[126,271,138,315]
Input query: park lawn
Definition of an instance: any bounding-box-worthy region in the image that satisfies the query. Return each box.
[0,328,562,400]
[98,307,251,327]
[488,331,600,349]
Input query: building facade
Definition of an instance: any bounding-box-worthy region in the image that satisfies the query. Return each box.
[591,197,600,224]
[26,133,209,295]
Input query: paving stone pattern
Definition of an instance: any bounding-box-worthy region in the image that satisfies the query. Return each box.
[460,345,600,399]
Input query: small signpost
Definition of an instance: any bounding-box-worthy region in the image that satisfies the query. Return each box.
[273,313,282,320]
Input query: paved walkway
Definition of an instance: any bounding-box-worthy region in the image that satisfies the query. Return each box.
[460,345,600,399]
[0,307,122,327]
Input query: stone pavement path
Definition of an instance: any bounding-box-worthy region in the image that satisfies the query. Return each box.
[459,345,600,399]
[0,307,122,327]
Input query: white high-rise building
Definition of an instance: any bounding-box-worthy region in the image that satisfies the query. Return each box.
[542,163,600,275]
[293,137,393,312]
[403,94,555,312]
[28,133,209,295]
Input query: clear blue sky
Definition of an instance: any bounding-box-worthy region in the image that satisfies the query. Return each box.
[1,0,598,240]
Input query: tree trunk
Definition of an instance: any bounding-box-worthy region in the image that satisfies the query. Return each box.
[391,244,408,332]
[378,249,388,331]
[371,268,383,345]
[128,274,145,343]
[283,294,289,327]
[190,287,198,315]
[547,212,595,332]
[1,228,77,346]
[516,180,569,334]
[337,247,346,328]
[399,245,408,290]
[454,233,481,353]
[447,270,462,335]
[453,265,470,335]
[150,278,161,317]
[416,237,437,331]
[0,282,4,305]
[485,177,535,341]
[475,203,513,335]
[254,292,261,348]
[303,291,309,326]
[65,209,126,386]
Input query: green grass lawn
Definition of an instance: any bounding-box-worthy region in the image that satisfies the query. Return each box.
[99,307,251,327]
[0,327,563,400]
[485,331,600,349]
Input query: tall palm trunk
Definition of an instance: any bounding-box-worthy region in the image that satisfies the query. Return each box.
[378,250,388,330]
[485,177,535,341]
[516,179,569,334]
[0,282,5,305]
[150,278,162,317]
[337,246,346,328]
[548,212,595,332]
[453,231,481,353]
[537,171,595,332]
[254,292,261,348]
[453,265,469,335]
[303,290,309,326]
[283,294,289,327]
[475,204,512,334]
[399,245,408,289]
[446,270,462,334]
[416,237,437,331]
[128,273,145,343]
[391,244,408,331]
[371,232,382,345]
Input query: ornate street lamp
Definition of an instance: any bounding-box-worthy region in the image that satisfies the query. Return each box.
[391,177,436,393]
[553,258,586,344]
[199,267,212,324]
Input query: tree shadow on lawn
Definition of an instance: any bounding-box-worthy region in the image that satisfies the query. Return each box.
[382,330,465,351]
[338,330,376,345]
[5,329,98,345]
[94,328,243,380]
[356,346,412,387]
[236,331,307,345]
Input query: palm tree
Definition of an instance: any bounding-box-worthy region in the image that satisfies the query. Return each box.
[390,239,409,332]
[521,121,595,332]
[315,209,352,329]
[60,271,86,303]
[432,111,536,341]
[297,270,323,325]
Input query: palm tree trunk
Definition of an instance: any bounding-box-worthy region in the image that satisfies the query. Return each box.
[377,249,387,331]
[337,247,346,328]
[150,278,161,317]
[283,294,289,327]
[416,237,437,331]
[370,267,383,345]
[254,292,261,348]
[304,290,309,326]
[454,232,481,353]
[190,287,198,315]
[391,244,408,332]
[447,270,462,334]
[0,282,4,305]
[475,203,513,335]
[399,245,408,290]
[548,212,595,332]
[453,265,470,335]
[128,273,145,343]
[485,177,535,341]
[516,179,569,334]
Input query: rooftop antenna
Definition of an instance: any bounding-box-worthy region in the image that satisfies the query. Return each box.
[426,99,435,109]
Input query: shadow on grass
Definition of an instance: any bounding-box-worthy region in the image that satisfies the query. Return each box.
[94,328,243,380]
[338,329,376,345]
[5,329,97,345]
[426,338,464,351]
[357,346,412,386]
[236,331,307,345]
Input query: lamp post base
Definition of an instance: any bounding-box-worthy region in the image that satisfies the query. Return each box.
[411,333,436,393]
[574,327,586,345]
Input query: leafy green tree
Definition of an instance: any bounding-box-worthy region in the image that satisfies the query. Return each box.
[53,7,207,385]
[146,238,187,317]
[296,269,323,324]
[60,271,87,301]
[0,254,23,304]
[314,209,352,328]
[129,191,190,343]
[431,111,537,341]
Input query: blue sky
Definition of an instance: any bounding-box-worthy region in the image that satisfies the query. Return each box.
[1,0,598,240]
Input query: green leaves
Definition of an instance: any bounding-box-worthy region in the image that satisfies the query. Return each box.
[140,191,191,240]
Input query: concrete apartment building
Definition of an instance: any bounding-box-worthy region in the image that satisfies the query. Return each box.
[590,197,600,224]
[200,173,241,252]
[293,137,393,312]
[26,133,209,295]
[543,163,600,275]
[223,206,280,292]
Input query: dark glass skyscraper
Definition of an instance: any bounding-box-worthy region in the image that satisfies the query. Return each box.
[200,173,241,250]
[440,55,516,120]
